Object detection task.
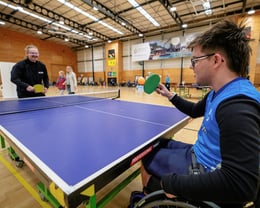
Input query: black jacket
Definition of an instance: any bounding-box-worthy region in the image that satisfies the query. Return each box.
[11,58,49,98]
[161,94,260,207]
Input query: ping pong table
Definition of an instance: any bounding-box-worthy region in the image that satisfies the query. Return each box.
[0,90,189,208]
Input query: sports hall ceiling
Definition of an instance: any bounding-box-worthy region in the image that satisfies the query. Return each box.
[0,0,259,49]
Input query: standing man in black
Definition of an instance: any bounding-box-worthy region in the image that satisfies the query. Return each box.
[11,45,49,98]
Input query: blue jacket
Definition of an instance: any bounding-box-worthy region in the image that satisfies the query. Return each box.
[193,78,260,172]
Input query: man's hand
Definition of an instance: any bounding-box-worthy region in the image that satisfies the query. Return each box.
[26,85,34,92]
[156,83,176,100]
[165,192,176,198]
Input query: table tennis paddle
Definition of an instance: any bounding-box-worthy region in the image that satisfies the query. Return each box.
[33,84,44,93]
[144,74,160,94]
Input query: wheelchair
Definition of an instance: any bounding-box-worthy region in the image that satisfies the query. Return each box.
[133,190,221,208]
[133,189,259,208]
[132,151,260,208]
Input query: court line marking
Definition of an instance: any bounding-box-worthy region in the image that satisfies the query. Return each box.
[183,127,199,132]
[0,151,52,208]
[76,105,170,127]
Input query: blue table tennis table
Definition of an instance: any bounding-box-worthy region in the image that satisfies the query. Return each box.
[0,90,189,208]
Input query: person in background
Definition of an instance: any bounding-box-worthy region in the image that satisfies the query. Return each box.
[55,70,66,95]
[78,74,84,85]
[139,19,260,207]
[65,65,77,94]
[165,75,170,91]
[11,44,49,98]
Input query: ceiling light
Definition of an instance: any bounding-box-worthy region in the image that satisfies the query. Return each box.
[202,1,212,15]
[170,7,177,12]
[182,24,188,28]
[205,9,212,15]
[139,33,143,37]
[58,0,98,21]
[0,0,95,43]
[0,0,52,23]
[84,34,92,39]
[64,38,69,41]
[0,21,5,25]
[128,0,160,27]
[248,9,255,15]
[57,0,123,35]
[37,30,42,34]
[99,20,123,35]
[128,0,139,7]
[93,6,98,11]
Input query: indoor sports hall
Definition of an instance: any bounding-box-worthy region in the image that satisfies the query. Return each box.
[0,0,260,208]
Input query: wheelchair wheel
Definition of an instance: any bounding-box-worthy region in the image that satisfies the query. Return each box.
[134,190,221,208]
[134,190,197,208]
[136,199,221,208]
[137,198,198,208]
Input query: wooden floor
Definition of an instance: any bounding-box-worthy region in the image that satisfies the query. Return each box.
[0,85,204,208]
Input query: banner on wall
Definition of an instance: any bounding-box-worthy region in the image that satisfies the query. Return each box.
[132,36,193,62]
[107,49,116,66]
[131,43,151,62]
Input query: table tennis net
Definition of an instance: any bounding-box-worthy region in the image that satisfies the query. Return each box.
[0,89,120,115]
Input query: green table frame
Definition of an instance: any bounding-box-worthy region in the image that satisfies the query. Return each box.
[1,134,141,208]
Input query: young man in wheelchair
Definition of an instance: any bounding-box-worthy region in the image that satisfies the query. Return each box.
[137,19,260,207]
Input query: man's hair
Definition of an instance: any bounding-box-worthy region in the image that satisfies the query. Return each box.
[24,44,38,53]
[188,19,252,77]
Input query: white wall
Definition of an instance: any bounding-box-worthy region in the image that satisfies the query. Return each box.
[0,62,17,98]
[77,46,104,73]
[77,25,260,73]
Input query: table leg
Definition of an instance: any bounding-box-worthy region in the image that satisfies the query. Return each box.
[97,168,140,208]
[1,135,5,148]
[7,146,19,161]
[37,182,62,208]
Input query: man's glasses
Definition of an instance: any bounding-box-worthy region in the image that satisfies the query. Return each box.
[28,52,39,55]
[191,53,215,68]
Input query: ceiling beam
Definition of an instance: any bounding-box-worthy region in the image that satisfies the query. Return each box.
[0,11,89,46]
[241,0,247,16]
[157,0,183,28]
[6,0,110,42]
[178,0,250,19]
[81,0,143,37]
